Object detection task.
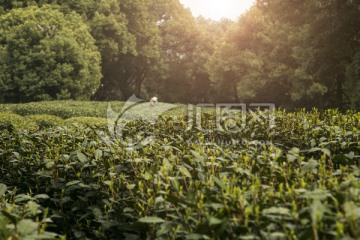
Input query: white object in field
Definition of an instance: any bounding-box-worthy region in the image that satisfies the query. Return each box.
[150,97,158,107]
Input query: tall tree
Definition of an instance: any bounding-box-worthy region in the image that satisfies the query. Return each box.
[113,0,163,100]
[346,51,360,109]
[207,7,268,102]
[0,0,137,101]
[302,0,360,108]
[0,5,101,102]
[152,0,199,102]
[208,0,360,109]
[151,0,228,103]
[256,0,360,109]
[188,17,234,103]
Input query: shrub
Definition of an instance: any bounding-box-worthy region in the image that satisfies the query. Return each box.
[0,183,63,239]
[0,101,125,118]
[0,100,186,119]
[27,114,64,128]
[0,112,37,131]
[0,5,102,102]
[0,110,359,239]
[64,116,108,127]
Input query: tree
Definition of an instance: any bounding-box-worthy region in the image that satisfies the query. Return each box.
[86,0,163,100]
[256,0,360,109]
[112,0,163,100]
[150,0,227,103]
[0,0,138,101]
[59,0,137,100]
[301,0,360,109]
[155,0,199,102]
[207,7,268,102]
[0,5,102,102]
[207,0,360,109]
[188,17,234,103]
[56,0,138,101]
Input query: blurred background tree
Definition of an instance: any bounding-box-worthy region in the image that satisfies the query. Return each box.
[0,5,101,102]
[0,0,359,109]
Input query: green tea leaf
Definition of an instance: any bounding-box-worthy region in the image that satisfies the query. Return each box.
[209,216,223,226]
[34,194,49,199]
[179,166,192,178]
[17,219,38,235]
[240,235,260,240]
[77,151,88,163]
[263,207,291,216]
[138,217,165,223]
[270,232,287,239]
[0,183,6,196]
[14,194,32,203]
[1,210,18,225]
[95,149,103,160]
[213,176,226,190]
[186,234,210,240]
[27,201,39,215]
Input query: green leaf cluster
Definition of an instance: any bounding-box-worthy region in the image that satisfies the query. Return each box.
[0,5,102,102]
[0,106,359,239]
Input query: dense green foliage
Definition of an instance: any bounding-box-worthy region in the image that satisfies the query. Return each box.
[1,1,359,239]
[0,5,102,102]
[208,0,360,109]
[0,101,123,119]
[0,105,359,239]
[0,100,186,119]
[0,1,359,108]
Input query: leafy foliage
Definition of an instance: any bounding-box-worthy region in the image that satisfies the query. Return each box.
[0,100,186,119]
[210,0,360,109]
[1,1,358,108]
[0,105,359,239]
[0,5,102,102]
[0,112,37,131]
[0,185,64,239]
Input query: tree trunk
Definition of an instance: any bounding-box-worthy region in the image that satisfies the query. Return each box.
[134,70,148,98]
[135,79,142,98]
[336,75,345,109]
[120,86,133,101]
[233,81,239,102]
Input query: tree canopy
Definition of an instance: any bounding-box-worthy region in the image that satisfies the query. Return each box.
[0,0,359,109]
[0,5,101,102]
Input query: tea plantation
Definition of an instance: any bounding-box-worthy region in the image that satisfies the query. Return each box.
[0,102,359,240]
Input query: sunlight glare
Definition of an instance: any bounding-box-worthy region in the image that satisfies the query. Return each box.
[180,0,256,20]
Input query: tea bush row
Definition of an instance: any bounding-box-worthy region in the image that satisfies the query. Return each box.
[0,101,123,119]
[0,101,186,119]
[0,112,108,130]
[0,109,359,239]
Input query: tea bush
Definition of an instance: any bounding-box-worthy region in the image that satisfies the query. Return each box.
[0,183,64,239]
[0,101,116,118]
[0,101,186,119]
[0,112,38,131]
[0,108,359,239]
[64,116,108,127]
[0,112,111,131]
[28,114,64,128]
